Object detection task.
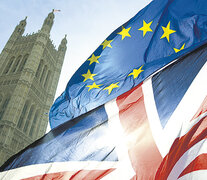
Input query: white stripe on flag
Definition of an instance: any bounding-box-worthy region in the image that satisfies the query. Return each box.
[102,99,135,180]
[167,139,207,180]
[180,111,207,137]
[0,161,118,180]
[143,62,207,157]
[178,170,207,180]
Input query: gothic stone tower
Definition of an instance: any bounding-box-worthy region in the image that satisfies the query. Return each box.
[0,10,67,165]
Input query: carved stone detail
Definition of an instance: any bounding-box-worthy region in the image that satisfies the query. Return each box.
[0,11,67,166]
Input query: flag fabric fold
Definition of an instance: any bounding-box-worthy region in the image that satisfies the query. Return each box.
[1,0,207,179]
[1,41,207,180]
[49,0,207,129]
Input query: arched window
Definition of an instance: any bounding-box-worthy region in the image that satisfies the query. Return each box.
[40,65,47,83]
[23,105,34,132]
[0,96,10,121]
[11,55,22,73]
[17,100,29,129]
[44,70,51,88]
[29,110,39,137]
[17,54,29,72]
[3,57,15,74]
[35,59,43,79]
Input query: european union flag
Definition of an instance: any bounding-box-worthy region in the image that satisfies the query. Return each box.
[50,0,207,129]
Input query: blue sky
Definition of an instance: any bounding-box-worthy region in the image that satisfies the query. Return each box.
[0,0,151,98]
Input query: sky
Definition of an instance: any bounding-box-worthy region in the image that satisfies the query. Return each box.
[0,0,152,99]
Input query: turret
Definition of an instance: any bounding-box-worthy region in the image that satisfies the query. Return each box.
[0,17,27,68]
[58,34,67,53]
[41,10,54,34]
[14,17,27,36]
[49,34,67,98]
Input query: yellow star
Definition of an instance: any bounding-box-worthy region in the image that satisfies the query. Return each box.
[87,54,101,65]
[101,40,113,49]
[104,82,119,95]
[174,43,185,53]
[138,20,153,37]
[86,82,102,91]
[160,21,176,42]
[82,70,96,82]
[128,65,144,79]
[117,26,131,40]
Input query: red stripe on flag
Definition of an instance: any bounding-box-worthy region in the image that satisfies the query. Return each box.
[155,117,207,179]
[178,153,207,178]
[117,83,163,179]
[23,169,115,180]
[191,96,207,121]
[155,96,207,179]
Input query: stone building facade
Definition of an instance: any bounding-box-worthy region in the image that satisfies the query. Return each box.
[0,10,67,165]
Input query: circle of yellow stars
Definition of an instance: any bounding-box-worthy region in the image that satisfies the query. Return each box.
[80,19,185,95]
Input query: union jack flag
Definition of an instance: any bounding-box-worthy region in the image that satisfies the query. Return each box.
[0,42,207,180]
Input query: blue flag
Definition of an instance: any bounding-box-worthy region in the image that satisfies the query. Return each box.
[1,42,207,179]
[50,0,207,129]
